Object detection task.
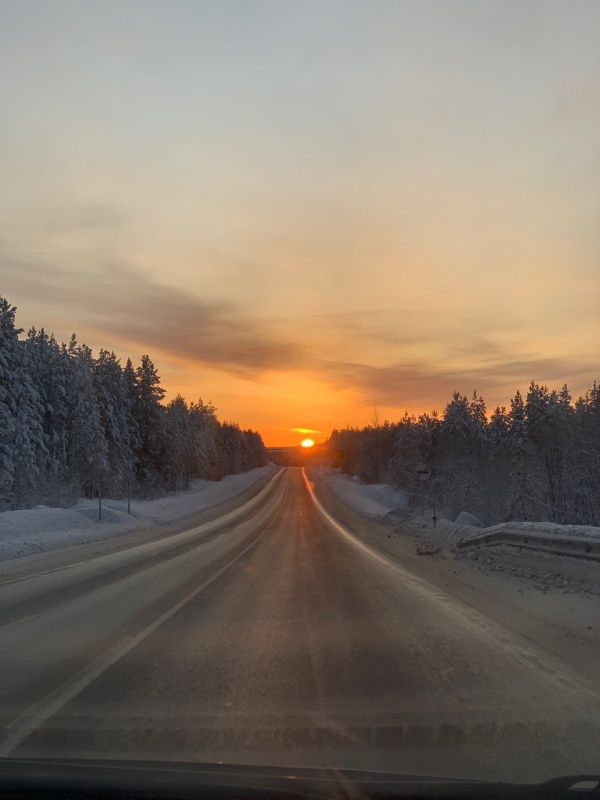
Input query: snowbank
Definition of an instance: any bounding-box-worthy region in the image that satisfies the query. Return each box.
[0,465,276,562]
[311,468,600,595]
[484,520,600,540]
[310,467,407,518]
[312,467,600,553]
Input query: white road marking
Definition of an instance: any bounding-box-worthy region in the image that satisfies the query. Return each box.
[0,469,285,590]
[302,468,600,702]
[0,476,286,757]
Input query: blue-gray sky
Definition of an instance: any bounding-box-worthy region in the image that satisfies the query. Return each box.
[1,0,599,444]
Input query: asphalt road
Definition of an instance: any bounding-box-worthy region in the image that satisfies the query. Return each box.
[0,468,598,781]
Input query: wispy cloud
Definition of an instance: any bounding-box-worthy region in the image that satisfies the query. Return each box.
[1,246,597,408]
[1,253,309,376]
[329,357,598,407]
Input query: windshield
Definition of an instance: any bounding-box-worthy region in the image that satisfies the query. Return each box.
[0,0,599,787]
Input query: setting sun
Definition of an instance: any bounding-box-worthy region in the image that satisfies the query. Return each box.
[301,439,315,448]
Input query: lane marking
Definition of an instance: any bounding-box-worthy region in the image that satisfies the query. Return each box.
[302,469,394,571]
[0,495,281,634]
[0,469,286,592]
[0,476,288,758]
[302,469,600,703]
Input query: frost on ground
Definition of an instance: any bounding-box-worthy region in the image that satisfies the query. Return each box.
[311,467,600,596]
[0,465,276,562]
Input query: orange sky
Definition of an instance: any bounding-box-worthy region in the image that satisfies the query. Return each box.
[2,2,599,446]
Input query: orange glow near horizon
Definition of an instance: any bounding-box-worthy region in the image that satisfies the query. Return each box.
[301,439,315,448]
[2,2,599,454]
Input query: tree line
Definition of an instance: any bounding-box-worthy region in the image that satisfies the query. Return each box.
[0,297,268,511]
[326,382,600,526]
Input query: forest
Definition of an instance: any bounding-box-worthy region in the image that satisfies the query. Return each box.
[326,382,600,527]
[0,297,267,511]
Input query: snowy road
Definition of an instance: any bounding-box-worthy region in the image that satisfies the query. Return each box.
[0,468,598,781]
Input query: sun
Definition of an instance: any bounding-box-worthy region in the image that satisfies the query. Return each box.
[301,438,315,448]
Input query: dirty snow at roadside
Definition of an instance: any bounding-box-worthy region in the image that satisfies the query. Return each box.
[0,465,277,562]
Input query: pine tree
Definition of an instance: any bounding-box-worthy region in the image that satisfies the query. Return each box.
[439,392,481,519]
[189,399,220,479]
[93,350,136,496]
[523,382,574,522]
[68,341,108,498]
[24,328,73,504]
[0,297,270,507]
[573,382,600,524]
[507,389,532,520]
[0,299,46,508]
[163,395,192,490]
[0,299,18,506]
[133,355,166,494]
[12,340,47,507]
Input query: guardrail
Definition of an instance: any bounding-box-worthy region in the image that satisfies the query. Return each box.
[455,527,600,562]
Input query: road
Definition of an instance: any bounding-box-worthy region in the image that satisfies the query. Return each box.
[0,468,598,781]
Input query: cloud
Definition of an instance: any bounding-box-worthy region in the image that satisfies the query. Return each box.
[328,357,598,407]
[1,244,597,409]
[0,254,309,376]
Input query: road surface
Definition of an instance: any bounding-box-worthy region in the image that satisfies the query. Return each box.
[0,468,598,781]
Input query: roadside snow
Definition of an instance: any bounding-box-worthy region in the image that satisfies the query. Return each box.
[0,465,276,562]
[310,467,600,595]
[312,467,600,548]
[485,520,600,540]
[312,467,472,549]
[311,468,407,518]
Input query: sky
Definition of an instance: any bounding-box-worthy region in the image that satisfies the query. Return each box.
[1,0,599,446]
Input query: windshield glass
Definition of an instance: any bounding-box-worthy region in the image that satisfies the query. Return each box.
[0,0,599,786]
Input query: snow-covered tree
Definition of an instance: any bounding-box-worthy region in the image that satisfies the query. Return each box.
[93,349,137,496]
[188,399,220,479]
[132,355,166,495]
[0,299,46,508]
[68,340,108,498]
[328,379,599,526]
[0,297,269,508]
[0,299,18,506]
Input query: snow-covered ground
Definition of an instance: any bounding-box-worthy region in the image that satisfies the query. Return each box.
[312,467,600,547]
[313,468,485,550]
[310,467,600,595]
[0,465,276,562]
[312,468,408,518]
[485,520,600,539]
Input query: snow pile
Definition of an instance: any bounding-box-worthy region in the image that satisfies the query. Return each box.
[400,515,482,552]
[405,519,600,594]
[454,511,482,527]
[311,467,600,595]
[457,549,600,594]
[311,467,600,555]
[484,521,600,540]
[312,467,467,549]
[312,467,407,518]
[403,517,600,556]
[0,465,276,561]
